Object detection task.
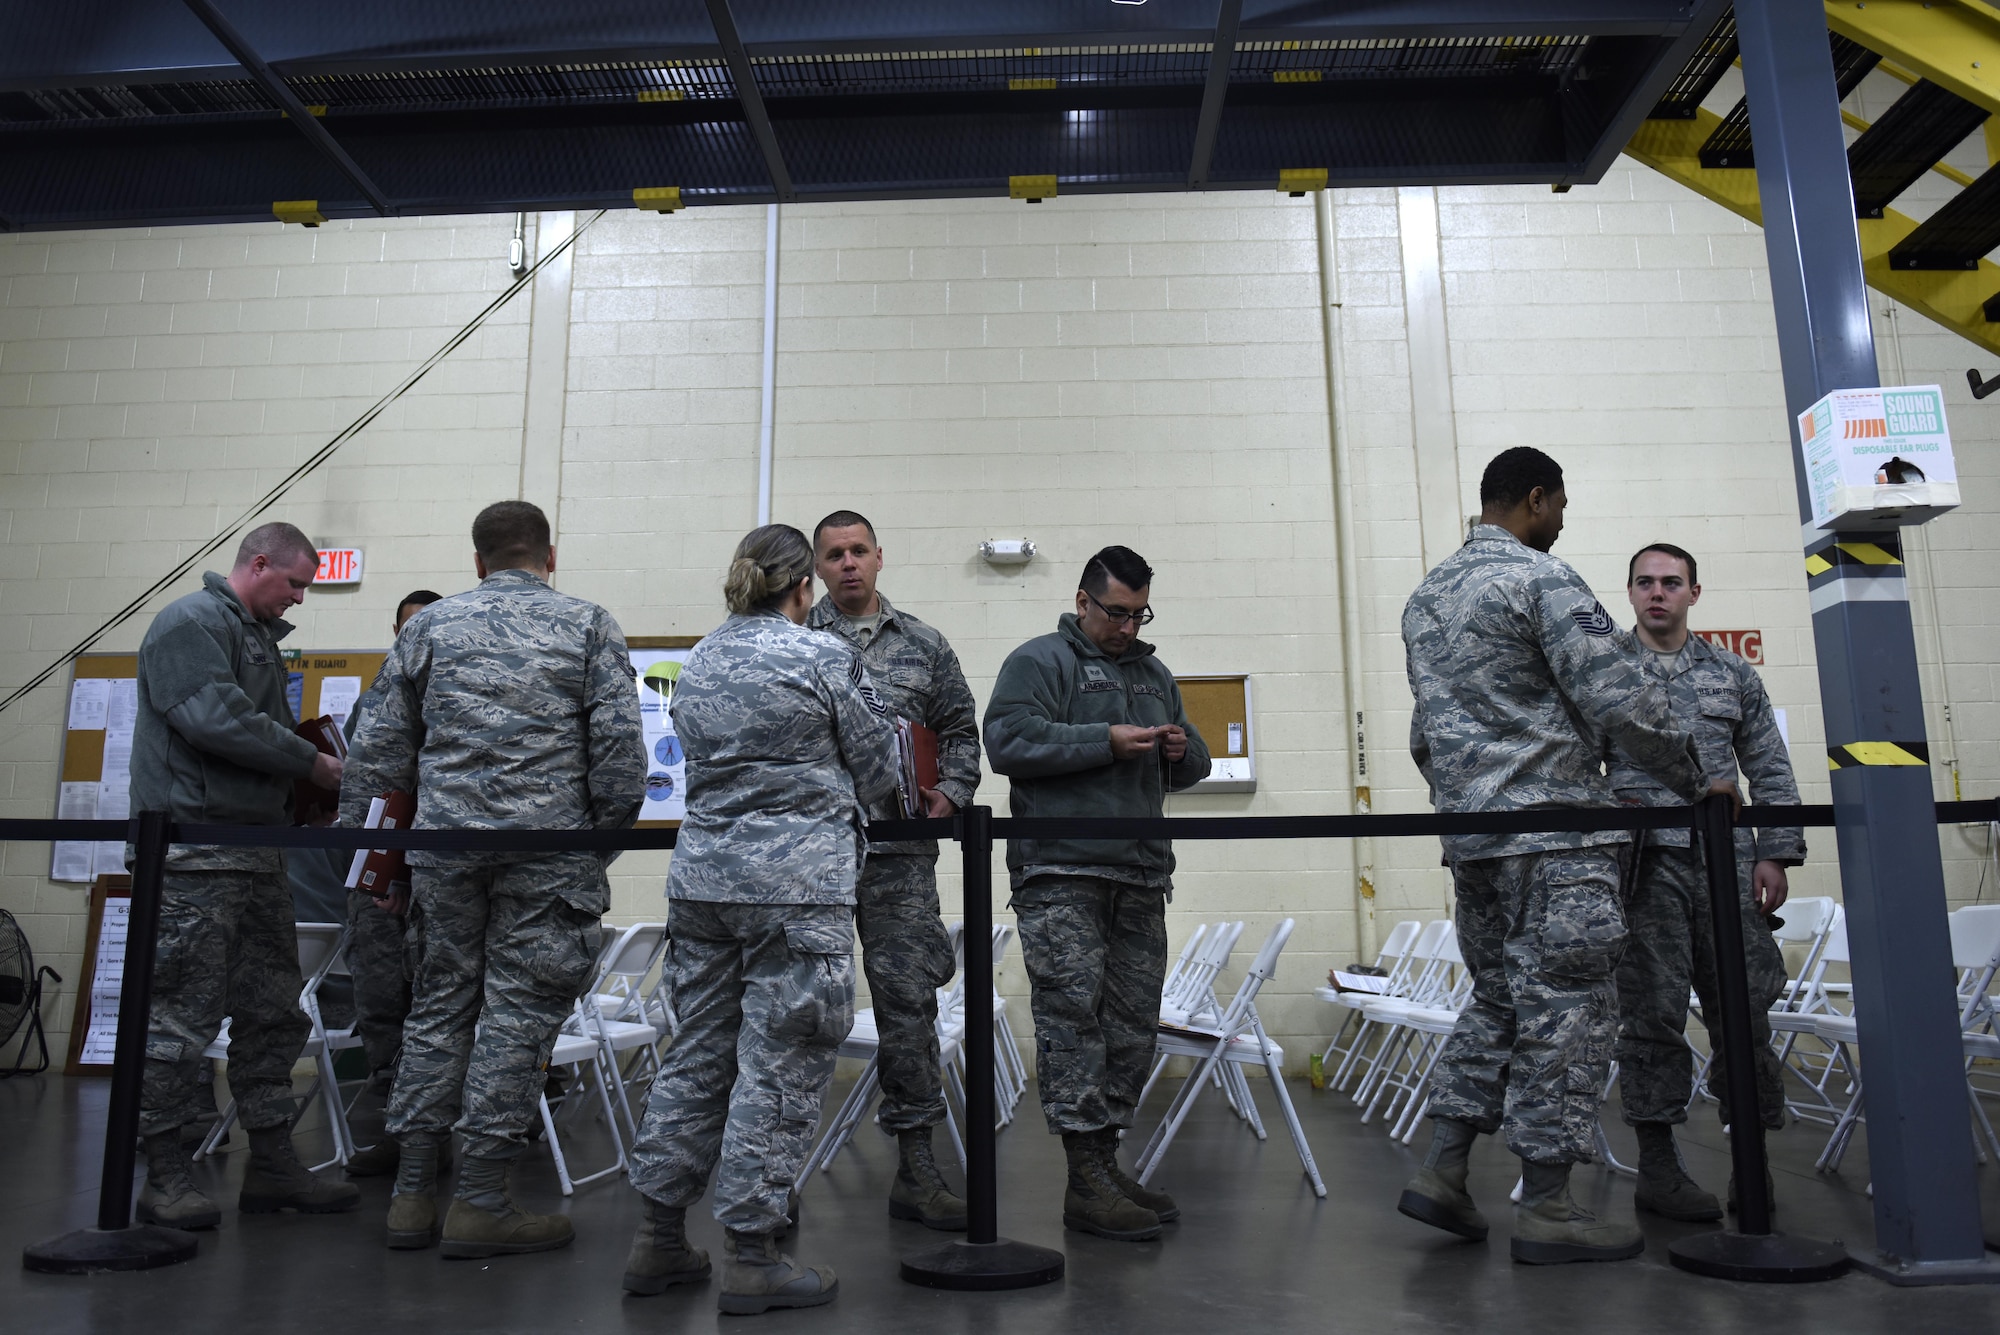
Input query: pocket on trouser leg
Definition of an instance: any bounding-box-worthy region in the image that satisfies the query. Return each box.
[768,922,855,1049]
[763,1089,822,1185]
[1535,863,1626,984]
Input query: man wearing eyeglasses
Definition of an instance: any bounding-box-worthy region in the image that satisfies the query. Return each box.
[984,545,1211,1243]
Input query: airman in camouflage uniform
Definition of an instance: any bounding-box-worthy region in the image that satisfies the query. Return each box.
[1397,449,1719,1266]
[985,546,1210,1244]
[131,522,361,1229]
[625,524,898,1316]
[1609,544,1804,1221]
[806,510,979,1230]
[342,502,644,1258]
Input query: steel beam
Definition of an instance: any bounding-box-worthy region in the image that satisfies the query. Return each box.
[178,0,392,215]
[702,0,794,203]
[1734,0,1994,1284]
[1188,0,1243,188]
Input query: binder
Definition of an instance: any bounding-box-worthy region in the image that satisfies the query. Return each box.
[345,790,416,902]
[894,718,940,819]
[292,714,347,824]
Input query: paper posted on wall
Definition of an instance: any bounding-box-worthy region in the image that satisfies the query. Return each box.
[78,895,130,1066]
[894,718,940,819]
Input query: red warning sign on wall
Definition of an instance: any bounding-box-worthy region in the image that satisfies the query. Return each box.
[316,548,363,586]
[1694,629,1762,665]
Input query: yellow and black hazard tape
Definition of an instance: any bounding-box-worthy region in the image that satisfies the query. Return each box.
[1803,538,1903,580]
[1827,740,1929,770]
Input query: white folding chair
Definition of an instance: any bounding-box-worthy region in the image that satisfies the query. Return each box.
[1137,921,1245,1115]
[1333,918,1455,1094]
[1359,933,1471,1140]
[195,923,361,1170]
[568,922,671,1134]
[1347,920,1462,1107]
[1770,912,1853,1127]
[1135,918,1327,1198]
[1316,918,1422,1076]
[537,1026,629,1195]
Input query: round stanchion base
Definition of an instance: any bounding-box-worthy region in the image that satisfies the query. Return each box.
[900,1237,1065,1291]
[1668,1230,1850,1283]
[24,1224,199,1275]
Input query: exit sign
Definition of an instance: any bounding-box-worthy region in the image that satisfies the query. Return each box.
[1694,628,1762,665]
[316,548,363,586]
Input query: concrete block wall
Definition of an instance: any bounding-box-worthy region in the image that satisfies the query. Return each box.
[3,152,1996,1070]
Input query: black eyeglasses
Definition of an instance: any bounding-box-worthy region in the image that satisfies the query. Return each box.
[1084,590,1154,627]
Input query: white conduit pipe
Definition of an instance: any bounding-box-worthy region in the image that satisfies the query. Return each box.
[1315,189,1379,960]
[757,202,779,527]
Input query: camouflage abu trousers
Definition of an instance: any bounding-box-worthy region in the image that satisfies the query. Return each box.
[1012,875,1167,1135]
[1426,848,1625,1165]
[345,887,418,1089]
[856,854,955,1133]
[1615,843,1788,1130]
[629,899,855,1235]
[140,869,309,1137]
[386,859,600,1160]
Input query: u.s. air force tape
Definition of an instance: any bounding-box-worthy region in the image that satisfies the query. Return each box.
[1826,740,1929,770]
[1571,602,1616,636]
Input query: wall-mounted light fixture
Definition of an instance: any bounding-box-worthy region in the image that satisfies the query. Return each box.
[980,539,1037,566]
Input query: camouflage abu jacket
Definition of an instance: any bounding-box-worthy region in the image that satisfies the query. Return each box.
[667,609,900,905]
[340,568,645,902]
[1402,524,1705,863]
[805,591,979,857]
[1606,629,1806,863]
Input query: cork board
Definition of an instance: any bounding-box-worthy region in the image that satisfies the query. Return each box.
[1176,675,1255,793]
[52,648,386,881]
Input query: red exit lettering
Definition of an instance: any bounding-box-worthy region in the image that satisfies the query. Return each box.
[1694,629,1763,665]
[315,548,363,586]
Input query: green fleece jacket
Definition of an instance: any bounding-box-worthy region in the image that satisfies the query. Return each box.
[983,613,1210,883]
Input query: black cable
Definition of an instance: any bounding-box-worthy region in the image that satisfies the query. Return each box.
[0,210,607,718]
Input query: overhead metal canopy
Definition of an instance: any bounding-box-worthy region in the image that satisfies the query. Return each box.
[0,0,1727,229]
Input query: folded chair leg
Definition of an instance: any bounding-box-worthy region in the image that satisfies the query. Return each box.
[1266,1052,1326,1198]
[1136,1049,1224,1185]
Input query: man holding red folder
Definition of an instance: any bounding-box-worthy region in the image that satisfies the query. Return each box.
[808,510,980,1232]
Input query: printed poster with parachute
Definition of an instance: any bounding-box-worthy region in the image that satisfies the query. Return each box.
[630,641,696,827]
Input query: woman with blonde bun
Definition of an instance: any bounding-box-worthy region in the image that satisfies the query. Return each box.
[622,523,900,1315]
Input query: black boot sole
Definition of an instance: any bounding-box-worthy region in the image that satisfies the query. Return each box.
[1636,1192,1724,1222]
[1063,1211,1162,1242]
[239,1192,361,1215]
[136,1202,221,1231]
[1397,1189,1488,1242]
[1510,1236,1645,1265]
[717,1280,838,1316]
[888,1198,969,1232]
[441,1233,576,1259]
[386,1227,440,1250]
[623,1262,713,1294]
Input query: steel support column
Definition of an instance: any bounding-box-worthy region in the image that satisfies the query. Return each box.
[1735,0,1993,1282]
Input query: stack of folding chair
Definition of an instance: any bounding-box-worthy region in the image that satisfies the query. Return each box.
[1330,918,1456,1098]
[1316,918,1422,1081]
[1351,930,1472,1143]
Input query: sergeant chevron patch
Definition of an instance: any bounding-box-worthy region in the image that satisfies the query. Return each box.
[1571,603,1616,636]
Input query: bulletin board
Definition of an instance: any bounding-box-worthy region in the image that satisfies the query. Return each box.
[630,636,700,829]
[51,648,386,882]
[1177,675,1255,794]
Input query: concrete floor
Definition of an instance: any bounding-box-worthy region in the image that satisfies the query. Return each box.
[5,1071,1998,1334]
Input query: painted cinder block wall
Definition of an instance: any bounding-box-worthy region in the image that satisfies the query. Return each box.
[3,112,1996,1071]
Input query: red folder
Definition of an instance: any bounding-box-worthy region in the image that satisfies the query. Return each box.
[895,719,940,818]
[345,790,416,902]
[292,715,346,825]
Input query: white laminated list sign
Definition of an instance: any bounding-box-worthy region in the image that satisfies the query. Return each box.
[78,895,130,1067]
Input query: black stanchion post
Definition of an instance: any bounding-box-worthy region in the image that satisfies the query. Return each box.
[25,810,199,1274]
[901,805,1064,1290]
[1667,795,1847,1283]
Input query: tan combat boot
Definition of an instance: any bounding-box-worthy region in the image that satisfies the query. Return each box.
[718,1230,838,1315]
[887,1127,968,1231]
[386,1141,441,1249]
[1397,1118,1488,1241]
[439,1154,575,1258]
[137,1130,221,1230]
[1511,1159,1644,1265]
[1632,1124,1722,1222]
[239,1126,362,1215]
[1090,1128,1179,1223]
[623,1197,712,1294]
[1061,1132,1161,1241]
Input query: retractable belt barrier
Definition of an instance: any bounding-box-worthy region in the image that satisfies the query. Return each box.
[17,797,1997,1282]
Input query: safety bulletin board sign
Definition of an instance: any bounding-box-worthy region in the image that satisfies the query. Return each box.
[630,637,700,829]
[52,649,386,882]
